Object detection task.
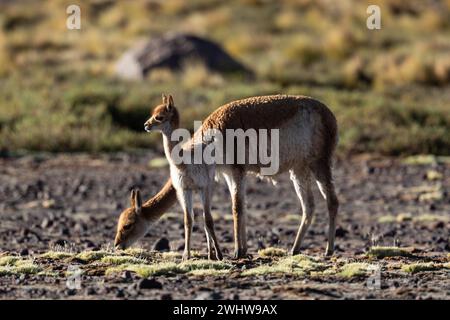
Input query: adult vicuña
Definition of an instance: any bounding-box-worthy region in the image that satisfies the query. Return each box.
[114,94,339,259]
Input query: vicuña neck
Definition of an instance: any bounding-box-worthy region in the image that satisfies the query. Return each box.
[141,178,178,222]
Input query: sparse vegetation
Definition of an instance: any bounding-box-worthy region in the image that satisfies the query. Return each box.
[0,258,41,275]
[367,246,412,258]
[40,251,74,260]
[106,262,185,278]
[242,254,326,276]
[1,249,448,284]
[76,250,110,262]
[100,255,147,265]
[258,247,288,258]
[338,263,371,278]
[378,213,448,224]
[401,263,440,274]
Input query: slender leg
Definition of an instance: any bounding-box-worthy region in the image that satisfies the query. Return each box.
[178,189,193,261]
[314,164,339,256]
[224,170,247,259]
[290,168,315,255]
[201,185,223,260]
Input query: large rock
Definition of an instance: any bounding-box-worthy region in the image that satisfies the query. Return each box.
[115,33,253,80]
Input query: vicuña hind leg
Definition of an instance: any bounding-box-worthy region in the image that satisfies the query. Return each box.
[201,186,223,260]
[290,168,315,255]
[314,164,339,256]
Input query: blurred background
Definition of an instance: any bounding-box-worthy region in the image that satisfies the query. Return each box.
[0,0,449,156]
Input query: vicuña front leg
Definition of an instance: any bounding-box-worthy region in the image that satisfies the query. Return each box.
[290,169,315,255]
[201,186,223,261]
[179,190,193,261]
[224,170,247,259]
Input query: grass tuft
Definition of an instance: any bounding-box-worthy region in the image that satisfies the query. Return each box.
[367,246,412,258]
[180,259,233,271]
[0,256,21,266]
[76,250,110,262]
[188,269,231,276]
[401,263,439,274]
[106,262,185,278]
[258,247,287,258]
[242,254,325,276]
[40,251,74,260]
[338,263,370,278]
[100,255,147,265]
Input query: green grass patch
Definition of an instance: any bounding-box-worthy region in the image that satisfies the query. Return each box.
[14,262,42,274]
[40,251,74,260]
[100,255,147,265]
[0,256,21,266]
[160,251,182,261]
[188,269,231,276]
[76,250,110,262]
[338,263,370,278]
[413,214,449,223]
[180,259,233,271]
[401,263,440,274]
[0,260,41,275]
[402,155,450,165]
[242,254,326,276]
[106,262,185,278]
[258,247,288,258]
[378,213,448,224]
[367,246,412,258]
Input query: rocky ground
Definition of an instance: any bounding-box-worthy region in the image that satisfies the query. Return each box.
[0,152,449,299]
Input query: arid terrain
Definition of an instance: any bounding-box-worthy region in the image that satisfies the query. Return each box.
[0,152,449,299]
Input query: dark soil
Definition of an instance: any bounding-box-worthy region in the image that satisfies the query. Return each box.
[0,152,449,299]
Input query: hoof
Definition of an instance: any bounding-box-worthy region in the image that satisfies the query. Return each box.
[215,250,223,261]
[182,251,190,261]
[233,249,247,260]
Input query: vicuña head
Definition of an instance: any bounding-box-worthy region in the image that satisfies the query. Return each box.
[114,180,178,250]
[144,94,179,133]
[114,189,147,250]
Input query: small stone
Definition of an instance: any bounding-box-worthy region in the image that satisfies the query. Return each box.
[153,237,170,252]
[116,289,125,298]
[53,239,68,247]
[138,278,163,290]
[121,270,132,280]
[433,221,445,229]
[335,226,348,238]
[20,248,29,256]
[66,289,77,296]
[86,287,97,295]
[161,293,172,300]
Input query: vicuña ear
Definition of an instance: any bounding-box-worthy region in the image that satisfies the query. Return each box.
[130,189,136,207]
[134,189,142,215]
[166,94,174,111]
[161,93,168,104]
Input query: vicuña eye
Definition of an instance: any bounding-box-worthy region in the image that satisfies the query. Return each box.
[154,116,163,122]
[123,224,133,230]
